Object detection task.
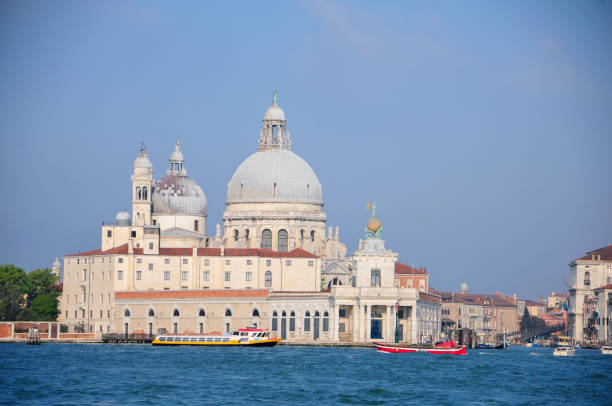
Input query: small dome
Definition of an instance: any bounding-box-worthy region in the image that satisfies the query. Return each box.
[264,104,286,121]
[227,150,322,204]
[53,257,61,266]
[153,175,206,216]
[460,282,468,292]
[116,211,131,226]
[134,146,152,169]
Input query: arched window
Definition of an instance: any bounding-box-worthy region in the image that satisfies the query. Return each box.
[265,270,272,287]
[261,229,272,249]
[225,309,232,317]
[304,311,311,332]
[310,230,315,242]
[278,229,288,252]
[290,311,296,331]
[173,309,180,317]
[148,309,154,317]
[199,309,205,317]
[124,309,130,317]
[272,311,278,331]
[584,271,590,287]
[323,311,329,332]
[142,186,148,200]
[281,311,287,317]
[245,229,250,240]
[300,230,305,241]
[252,309,260,317]
[234,229,239,241]
[136,186,141,200]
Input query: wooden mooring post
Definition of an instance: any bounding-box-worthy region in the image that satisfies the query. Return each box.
[26,327,41,345]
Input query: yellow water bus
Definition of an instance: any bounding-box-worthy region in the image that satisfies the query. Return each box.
[152,328,281,347]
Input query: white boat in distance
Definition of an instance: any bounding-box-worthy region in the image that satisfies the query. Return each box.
[601,346,612,355]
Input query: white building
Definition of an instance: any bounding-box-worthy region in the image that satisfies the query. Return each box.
[59,94,440,343]
[568,244,612,343]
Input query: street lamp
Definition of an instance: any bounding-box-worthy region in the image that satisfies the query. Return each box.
[394,302,400,343]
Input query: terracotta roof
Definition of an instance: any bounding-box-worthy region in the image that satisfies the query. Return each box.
[115,289,269,300]
[67,245,318,259]
[435,291,517,306]
[576,244,612,261]
[595,284,612,290]
[419,292,441,303]
[395,262,427,275]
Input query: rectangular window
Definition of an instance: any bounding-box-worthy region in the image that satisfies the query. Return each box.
[339,309,346,318]
[164,258,170,264]
[204,259,210,266]
[308,260,314,266]
[183,258,188,264]
[152,219,157,225]
[118,258,123,263]
[164,271,170,281]
[194,220,199,231]
[131,230,136,238]
[203,271,210,281]
[371,269,381,287]
[181,271,188,281]
[225,272,231,282]
[137,258,142,263]
[285,260,291,266]
[266,260,271,266]
[290,317,295,332]
[107,230,112,238]
[225,259,231,265]
[304,317,310,332]
[148,263,153,270]
[246,272,252,281]
[338,323,345,333]
[148,242,153,250]
[136,271,142,280]
[83,270,87,280]
[246,259,252,265]
[117,271,123,280]
[181,286,188,290]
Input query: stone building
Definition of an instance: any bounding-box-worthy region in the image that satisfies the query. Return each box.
[593,284,612,345]
[568,244,612,343]
[59,94,440,343]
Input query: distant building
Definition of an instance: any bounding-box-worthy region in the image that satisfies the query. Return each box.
[437,288,517,344]
[547,291,568,311]
[568,244,612,343]
[593,284,612,345]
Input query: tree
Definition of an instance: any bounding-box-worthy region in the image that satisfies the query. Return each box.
[0,265,28,321]
[30,293,60,321]
[520,307,531,333]
[0,265,60,321]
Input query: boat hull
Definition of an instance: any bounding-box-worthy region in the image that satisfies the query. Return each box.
[152,339,281,347]
[374,342,467,355]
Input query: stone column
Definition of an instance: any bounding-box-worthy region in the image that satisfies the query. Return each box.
[334,306,340,342]
[385,306,392,341]
[366,304,371,342]
[356,304,363,342]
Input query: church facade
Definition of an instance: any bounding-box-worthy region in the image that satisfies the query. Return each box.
[59,95,440,344]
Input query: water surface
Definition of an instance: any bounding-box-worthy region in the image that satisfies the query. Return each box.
[0,344,609,405]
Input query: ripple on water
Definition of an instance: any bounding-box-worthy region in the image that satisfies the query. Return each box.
[0,344,611,405]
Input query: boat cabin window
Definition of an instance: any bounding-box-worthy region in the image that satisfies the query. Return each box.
[240,332,248,336]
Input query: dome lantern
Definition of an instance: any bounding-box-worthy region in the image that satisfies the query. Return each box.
[258,90,292,151]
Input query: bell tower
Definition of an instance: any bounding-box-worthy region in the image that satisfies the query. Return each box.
[131,144,154,226]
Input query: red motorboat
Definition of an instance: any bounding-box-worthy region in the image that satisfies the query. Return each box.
[374,342,467,355]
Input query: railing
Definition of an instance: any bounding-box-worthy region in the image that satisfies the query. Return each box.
[101,333,156,343]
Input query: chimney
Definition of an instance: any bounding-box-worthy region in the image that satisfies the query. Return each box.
[221,246,224,256]
[538,295,542,303]
[513,293,517,304]
[597,254,601,261]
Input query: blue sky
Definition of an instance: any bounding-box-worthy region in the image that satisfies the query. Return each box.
[1,1,610,299]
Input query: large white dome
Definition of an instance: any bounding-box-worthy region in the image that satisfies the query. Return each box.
[227,150,323,204]
[153,174,207,215]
